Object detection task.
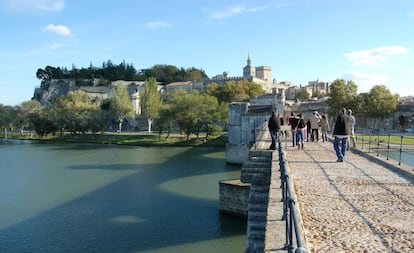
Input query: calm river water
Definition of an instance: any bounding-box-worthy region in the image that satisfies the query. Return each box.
[0,142,246,253]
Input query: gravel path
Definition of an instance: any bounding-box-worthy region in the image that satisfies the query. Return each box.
[284,141,414,253]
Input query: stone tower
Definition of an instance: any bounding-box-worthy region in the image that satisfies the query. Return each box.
[243,53,255,79]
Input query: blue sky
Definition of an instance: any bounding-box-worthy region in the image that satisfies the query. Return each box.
[1,0,413,106]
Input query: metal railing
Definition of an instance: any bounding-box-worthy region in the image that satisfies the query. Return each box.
[357,128,414,166]
[278,138,307,253]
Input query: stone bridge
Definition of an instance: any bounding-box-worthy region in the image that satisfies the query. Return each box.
[222,128,414,252]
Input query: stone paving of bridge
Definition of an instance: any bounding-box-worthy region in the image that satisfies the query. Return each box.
[278,139,414,253]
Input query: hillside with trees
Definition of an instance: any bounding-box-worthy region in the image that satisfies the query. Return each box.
[36,60,208,85]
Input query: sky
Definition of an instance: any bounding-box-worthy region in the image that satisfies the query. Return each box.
[1,0,414,106]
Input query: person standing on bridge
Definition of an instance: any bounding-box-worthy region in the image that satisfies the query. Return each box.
[268,111,281,150]
[347,109,356,150]
[295,113,306,150]
[333,108,351,162]
[309,111,321,142]
[288,112,299,147]
[320,114,330,142]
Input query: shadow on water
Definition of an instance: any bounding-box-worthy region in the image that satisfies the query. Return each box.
[0,144,246,253]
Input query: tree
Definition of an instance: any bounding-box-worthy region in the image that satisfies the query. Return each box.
[326,79,361,117]
[156,103,174,139]
[364,85,399,127]
[167,89,221,140]
[53,90,101,134]
[28,105,58,137]
[183,67,206,81]
[0,104,15,133]
[295,89,310,100]
[15,100,43,135]
[141,78,162,133]
[206,80,265,103]
[110,82,133,133]
[192,93,221,139]
[312,90,324,98]
[36,68,52,81]
[203,123,222,141]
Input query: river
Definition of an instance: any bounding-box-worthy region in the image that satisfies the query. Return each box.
[0,142,246,253]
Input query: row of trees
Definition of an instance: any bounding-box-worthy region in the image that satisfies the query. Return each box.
[326,79,400,126]
[1,80,265,139]
[36,61,208,84]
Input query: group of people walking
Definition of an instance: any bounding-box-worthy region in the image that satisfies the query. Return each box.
[287,111,330,150]
[267,108,356,162]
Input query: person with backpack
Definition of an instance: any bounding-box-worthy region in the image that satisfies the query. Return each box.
[295,113,306,150]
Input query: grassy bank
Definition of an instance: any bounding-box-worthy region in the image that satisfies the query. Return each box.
[2,131,227,147]
[358,134,414,145]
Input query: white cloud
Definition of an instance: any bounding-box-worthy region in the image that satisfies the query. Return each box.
[342,70,389,92]
[145,21,172,29]
[42,24,71,36]
[208,1,289,20]
[343,46,408,66]
[210,5,248,20]
[2,0,65,12]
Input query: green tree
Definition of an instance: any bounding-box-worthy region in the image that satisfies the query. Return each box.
[326,79,361,117]
[0,104,15,134]
[364,85,399,127]
[141,78,162,133]
[167,89,221,140]
[110,82,133,133]
[203,123,222,141]
[156,103,174,139]
[312,90,325,98]
[295,89,310,100]
[15,100,43,135]
[206,80,265,103]
[192,93,221,139]
[183,67,206,81]
[53,90,101,134]
[29,106,57,137]
[36,68,52,81]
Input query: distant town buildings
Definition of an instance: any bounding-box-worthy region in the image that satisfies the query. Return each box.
[33,53,414,131]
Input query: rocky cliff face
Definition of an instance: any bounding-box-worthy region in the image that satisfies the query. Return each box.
[33,79,76,106]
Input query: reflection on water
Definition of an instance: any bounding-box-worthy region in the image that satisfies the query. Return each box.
[0,143,246,253]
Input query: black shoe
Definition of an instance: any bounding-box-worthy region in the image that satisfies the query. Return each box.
[336,159,343,162]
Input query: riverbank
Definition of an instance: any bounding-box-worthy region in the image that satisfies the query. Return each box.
[1,132,228,147]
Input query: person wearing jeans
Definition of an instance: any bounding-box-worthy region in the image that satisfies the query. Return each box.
[268,111,281,150]
[295,113,306,150]
[320,114,330,142]
[333,108,351,162]
[289,112,299,147]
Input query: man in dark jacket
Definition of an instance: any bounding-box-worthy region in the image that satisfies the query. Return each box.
[288,112,299,147]
[268,111,281,150]
[333,108,351,162]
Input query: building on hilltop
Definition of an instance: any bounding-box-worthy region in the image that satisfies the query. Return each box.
[277,79,331,100]
[210,53,276,93]
[307,79,330,97]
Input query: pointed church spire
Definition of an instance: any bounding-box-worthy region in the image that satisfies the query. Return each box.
[243,52,255,79]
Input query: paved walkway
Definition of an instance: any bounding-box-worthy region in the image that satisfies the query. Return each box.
[282,139,414,252]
